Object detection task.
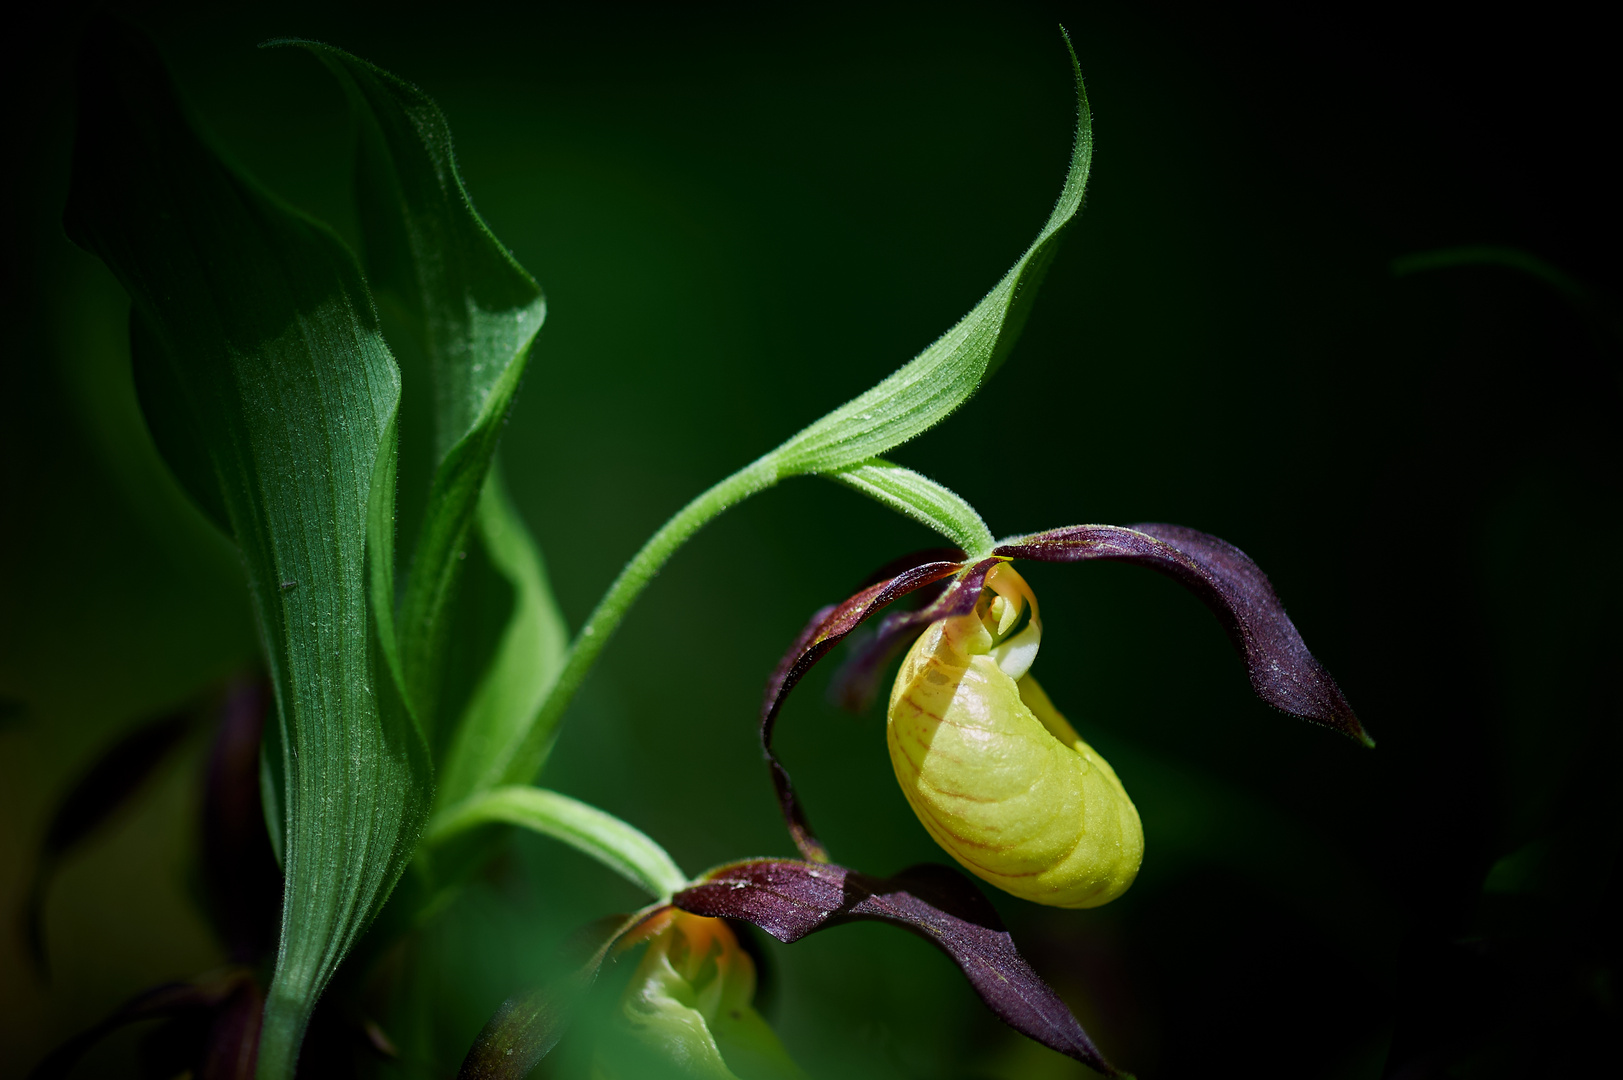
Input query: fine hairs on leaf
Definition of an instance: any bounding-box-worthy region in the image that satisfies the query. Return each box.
[489,29,1094,793]
[64,21,431,1078]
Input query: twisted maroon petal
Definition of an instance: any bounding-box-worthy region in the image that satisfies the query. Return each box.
[675,859,1124,1076]
[762,556,994,861]
[997,523,1369,744]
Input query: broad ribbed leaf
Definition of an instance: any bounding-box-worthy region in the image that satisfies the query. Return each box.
[63,22,431,1078]
[429,786,687,899]
[996,524,1370,744]
[290,41,560,747]
[674,860,1122,1076]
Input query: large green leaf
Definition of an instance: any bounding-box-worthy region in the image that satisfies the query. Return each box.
[287,41,560,749]
[63,21,431,1078]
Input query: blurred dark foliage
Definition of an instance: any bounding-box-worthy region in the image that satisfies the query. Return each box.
[2,2,1617,1078]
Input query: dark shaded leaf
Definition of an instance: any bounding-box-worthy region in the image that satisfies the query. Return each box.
[64,21,432,1075]
[996,523,1370,744]
[202,676,282,962]
[458,910,662,1080]
[25,706,191,977]
[1391,243,1623,351]
[762,558,990,861]
[25,968,257,1080]
[674,860,1123,1077]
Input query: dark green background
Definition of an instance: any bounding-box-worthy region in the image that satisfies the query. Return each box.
[3,3,1618,1077]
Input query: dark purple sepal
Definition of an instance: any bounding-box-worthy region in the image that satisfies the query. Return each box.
[25,968,258,1079]
[996,523,1370,745]
[457,908,666,1080]
[674,859,1125,1077]
[198,976,264,1080]
[826,572,959,714]
[202,676,283,962]
[763,557,1003,862]
[24,705,194,978]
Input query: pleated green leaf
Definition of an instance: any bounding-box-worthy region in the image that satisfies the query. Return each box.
[287,40,561,749]
[63,21,431,1079]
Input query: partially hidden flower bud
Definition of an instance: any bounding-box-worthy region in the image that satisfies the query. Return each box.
[887,563,1143,908]
[594,909,804,1080]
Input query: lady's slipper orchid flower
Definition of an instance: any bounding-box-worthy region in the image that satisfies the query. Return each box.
[460,525,1364,1080]
[759,522,1368,906]
[888,563,1144,908]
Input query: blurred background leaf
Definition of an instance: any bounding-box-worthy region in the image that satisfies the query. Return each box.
[3,3,1618,1078]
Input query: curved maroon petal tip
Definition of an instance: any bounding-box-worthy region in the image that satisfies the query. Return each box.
[996,524,1370,746]
[826,574,957,715]
[675,859,1124,1077]
[762,558,1004,862]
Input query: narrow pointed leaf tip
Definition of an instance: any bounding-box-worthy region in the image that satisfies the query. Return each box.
[785,43,1087,472]
[765,34,1090,477]
[996,524,1370,745]
[674,859,1123,1076]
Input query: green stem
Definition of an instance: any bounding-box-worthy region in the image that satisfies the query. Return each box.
[500,457,781,785]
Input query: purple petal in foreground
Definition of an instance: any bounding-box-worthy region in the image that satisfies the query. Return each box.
[675,859,1124,1076]
[825,572,957,715]
[997,523,1369,744]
